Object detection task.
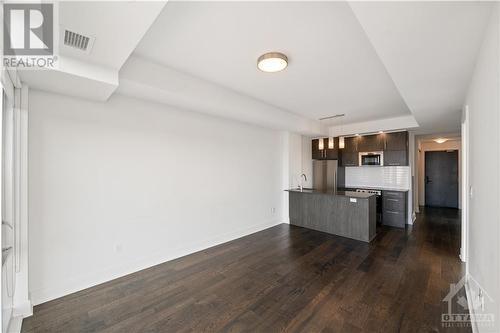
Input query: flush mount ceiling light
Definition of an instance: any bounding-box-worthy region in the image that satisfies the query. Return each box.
[434,138,448,144]
[257,52,288,73]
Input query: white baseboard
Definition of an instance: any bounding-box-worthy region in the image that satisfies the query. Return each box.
[31,219,283,305]
[12,300,33,318]
[7,316,23,333]
[465,275,479,333]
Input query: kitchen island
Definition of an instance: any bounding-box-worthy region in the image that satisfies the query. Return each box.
[286,189,376,242]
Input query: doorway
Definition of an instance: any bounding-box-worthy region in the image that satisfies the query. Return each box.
[425,150,459,208]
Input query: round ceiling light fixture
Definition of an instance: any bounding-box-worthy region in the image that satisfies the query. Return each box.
[434,138,448,144]
[257,52,288,73]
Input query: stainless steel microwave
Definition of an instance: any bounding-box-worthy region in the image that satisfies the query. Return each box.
[359,151,384,166]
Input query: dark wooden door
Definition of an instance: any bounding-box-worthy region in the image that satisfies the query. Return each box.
[385,132,408,151]
[425,150,459,208]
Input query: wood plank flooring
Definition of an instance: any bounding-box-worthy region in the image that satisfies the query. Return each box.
[22,207,469,332]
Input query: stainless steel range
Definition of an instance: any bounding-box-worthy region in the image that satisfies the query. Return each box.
[356,188,382,223]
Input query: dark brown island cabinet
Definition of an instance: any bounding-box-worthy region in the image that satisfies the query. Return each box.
[312,131,409,167]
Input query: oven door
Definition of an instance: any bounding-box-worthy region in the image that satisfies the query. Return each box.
[360,153,382,166]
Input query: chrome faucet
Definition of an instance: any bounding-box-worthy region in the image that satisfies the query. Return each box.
[299,173,307,192]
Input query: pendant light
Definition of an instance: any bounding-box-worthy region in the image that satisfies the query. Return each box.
[318,139,324,150]
[328,137,334,149]
[339,115,345,149]
[339,137,345,149]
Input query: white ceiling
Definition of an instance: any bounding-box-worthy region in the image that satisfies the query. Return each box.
[19,1,166,101]
[134,1,412,126]
[349,1,492,134]
[59,1,166,70]
[19,1,493,135]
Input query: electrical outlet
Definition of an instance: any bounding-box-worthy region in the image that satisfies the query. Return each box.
[271,207,276,215]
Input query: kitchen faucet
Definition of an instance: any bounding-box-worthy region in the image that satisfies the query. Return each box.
[299,173,307,192]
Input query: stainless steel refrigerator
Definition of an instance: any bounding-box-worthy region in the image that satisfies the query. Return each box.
[313,160,339,191]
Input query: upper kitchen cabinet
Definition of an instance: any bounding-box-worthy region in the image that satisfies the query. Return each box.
[343,136,358,153]
[312,138,339,160]
[312,139,324,160]
[384,131,408,151]
[357,134,384,152]
[325,137,339,160]
[384,150,408,166]
[383,131,408,166]
[339,137,358,166]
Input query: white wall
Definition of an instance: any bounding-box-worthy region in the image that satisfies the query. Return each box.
[28,90,285,304]
[417,139,461,208]
[464,4,499,332]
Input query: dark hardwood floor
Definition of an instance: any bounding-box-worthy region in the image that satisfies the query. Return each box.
[22,207,469,333]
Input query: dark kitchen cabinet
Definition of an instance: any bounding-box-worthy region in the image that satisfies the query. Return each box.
[312,139,324,160]
[382,190,407,228]
[339,136,359,166]
[340,152,358,167]
[325,137,339,160]
[384,131,408,151]
[343,136,358,153]
[312,138,338,160]
[384,150,408,166]
[357,134,384,152]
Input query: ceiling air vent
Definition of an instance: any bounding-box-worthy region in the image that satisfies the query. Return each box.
[63,30,94,52]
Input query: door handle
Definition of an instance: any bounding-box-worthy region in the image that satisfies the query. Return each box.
[426,176,432,184]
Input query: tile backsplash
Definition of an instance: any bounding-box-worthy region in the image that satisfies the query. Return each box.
[345,166,410,190]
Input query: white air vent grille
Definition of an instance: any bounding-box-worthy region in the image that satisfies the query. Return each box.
[64,30,91,51]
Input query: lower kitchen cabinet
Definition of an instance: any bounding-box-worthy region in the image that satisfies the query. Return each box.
[382,190,407,228]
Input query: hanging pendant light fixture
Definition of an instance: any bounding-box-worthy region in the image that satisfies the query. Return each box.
[338,115,345,149]
[318,139,324,150]
[328,137,334,149]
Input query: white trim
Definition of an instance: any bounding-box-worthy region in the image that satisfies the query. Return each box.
[461,105,470,264]
[6,316,22,333]
[12,86,31,318]
[465,276,479,333]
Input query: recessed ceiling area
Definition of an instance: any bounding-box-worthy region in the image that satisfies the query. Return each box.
[17,1,493,135]
[133,1,412,126]
[348,1,492,133]
[132,1,491,134]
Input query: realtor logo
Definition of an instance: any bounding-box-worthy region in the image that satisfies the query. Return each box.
[3,3,53,56]
[442,276,495,329]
